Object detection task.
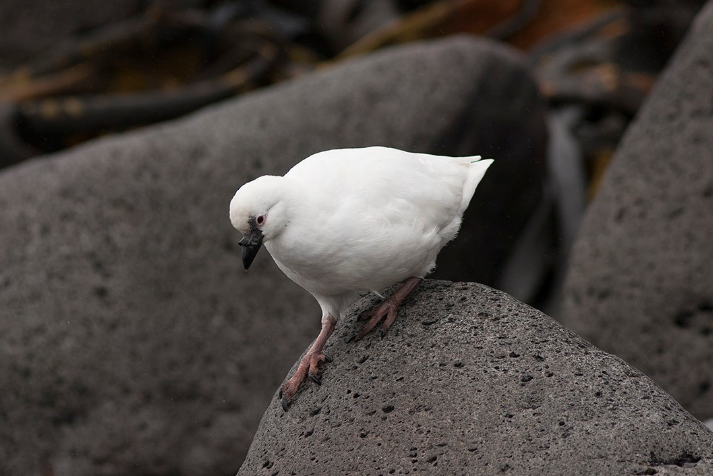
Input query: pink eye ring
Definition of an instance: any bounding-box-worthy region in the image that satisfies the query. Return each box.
[256,215,265,226]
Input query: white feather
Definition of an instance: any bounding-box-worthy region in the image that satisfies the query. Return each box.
[230,146,493,318]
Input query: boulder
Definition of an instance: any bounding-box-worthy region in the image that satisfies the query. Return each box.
[559,1,713,420]
[0,37,546,475]
[238,281,713,476]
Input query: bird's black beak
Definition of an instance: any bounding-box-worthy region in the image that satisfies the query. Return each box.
[238,229,263,270]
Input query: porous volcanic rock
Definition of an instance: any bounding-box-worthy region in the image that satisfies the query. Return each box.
[238,281,713,476]
[0,37,546,475]
[560,1,713,420]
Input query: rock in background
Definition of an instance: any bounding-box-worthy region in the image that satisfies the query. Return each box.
[560,1,713,421]
[0,37,547,476]
[238,281,713,475]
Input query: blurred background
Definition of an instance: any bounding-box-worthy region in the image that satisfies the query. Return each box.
[1,1,712,475]
[1,0,707,310]
[0,0,706,312]
[0,0,702,172]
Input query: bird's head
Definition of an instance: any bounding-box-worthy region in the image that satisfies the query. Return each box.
[229,175,289,270]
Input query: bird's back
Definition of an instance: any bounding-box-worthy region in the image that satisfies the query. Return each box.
[286,147,486,231]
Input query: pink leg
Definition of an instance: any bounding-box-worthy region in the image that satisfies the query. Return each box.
[279,314,336,410]
[356,277,422,340]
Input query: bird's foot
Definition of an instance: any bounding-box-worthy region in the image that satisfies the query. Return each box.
[355,277,422,340]
[278,314,337,411]
[279,350,331,411]
[356,298,399,340]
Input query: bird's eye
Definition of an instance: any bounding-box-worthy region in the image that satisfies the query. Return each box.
[256,215,265,226]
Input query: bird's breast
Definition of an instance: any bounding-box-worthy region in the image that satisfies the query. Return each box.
[265,222,442,296]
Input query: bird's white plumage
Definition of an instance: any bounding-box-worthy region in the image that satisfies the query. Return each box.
[230,146,492,319]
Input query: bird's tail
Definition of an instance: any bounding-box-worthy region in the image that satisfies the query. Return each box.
[458,157,493,215]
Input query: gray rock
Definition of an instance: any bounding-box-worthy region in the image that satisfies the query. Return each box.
[0,37,546,475]
[651,458,713,475]
[559,1,713,420]
[238,281,713,476]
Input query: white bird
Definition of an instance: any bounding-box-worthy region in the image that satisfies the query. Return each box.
[229,146,493,408]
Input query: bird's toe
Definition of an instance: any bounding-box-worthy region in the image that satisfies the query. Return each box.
[308,352,328,376]
[279,379,301,411]
[356,312,385,340]
[381,307,399,334]
[359,300,385,321]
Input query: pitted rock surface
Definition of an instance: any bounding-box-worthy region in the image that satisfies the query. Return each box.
[0,37,545,476]
[238,281,713,476]
[560,2,713,420]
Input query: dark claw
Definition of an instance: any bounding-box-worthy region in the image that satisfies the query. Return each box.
[309,374,322,386]
[345,334,356,343]
[278,388,283,399]
[379,328,385,340]
[324,353,333,363]
[281,397,290,412]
